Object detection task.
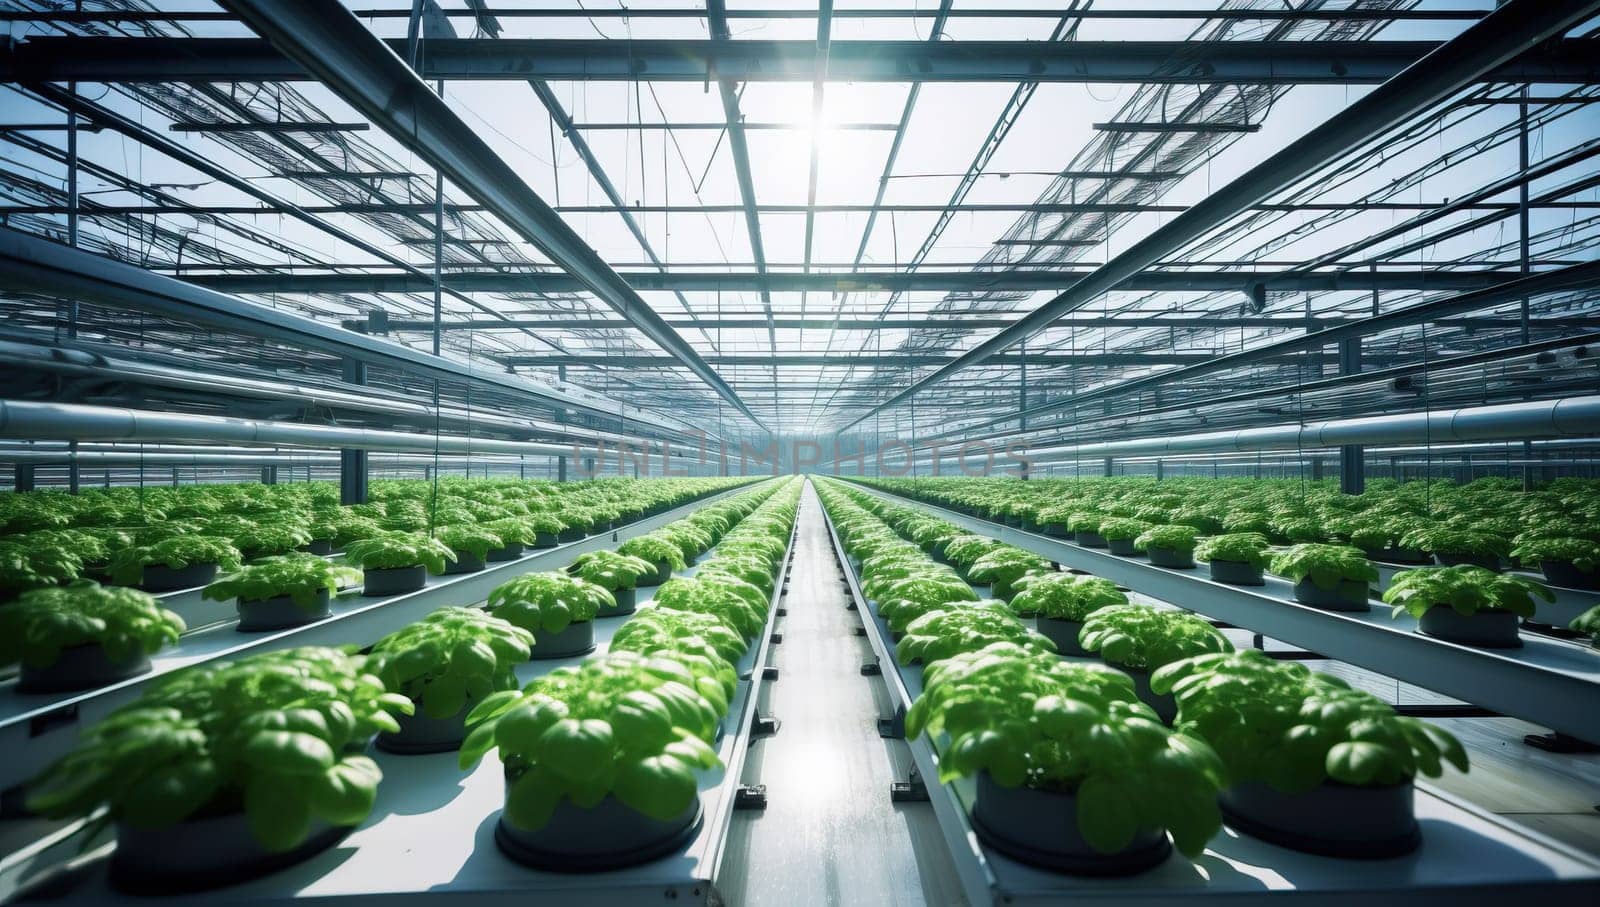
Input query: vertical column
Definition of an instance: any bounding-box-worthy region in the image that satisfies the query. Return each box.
[1311,457,1324,481]
[556,364,569,482]
[261,465,278,485]
[1517,86,1535,489]
[1155,459,1164,481]
[1102,457,1113,478]
[14,465,35,493]
[66,85,81,496]
[1018,340,1029,480]
[340,359,368,505]
[1338,332,1365,495]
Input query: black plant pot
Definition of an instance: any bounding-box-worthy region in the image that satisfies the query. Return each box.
[1036,616,1089,657]
[495,779,702,871]
[378,700,474,754]
[141,562,218,592]
[304,538,335,556]
[1291,578,1370,612]
[110,807,352,895]
[1106,538,1140,557]
[1042,523,1070,539]
[362,564,428,597]
[1123,667,1178,724]
[17,643,151,694]
[1436,552,1502,572]
[639,559,675,587]
[929,540,950,561]
[442,550,487,575]
[1220,780,1419,859]
[600,586,639,618]
[990,576,1021,602]
[487,542,525,563]
[531,531,560,550]
[558,527,587,544]
[1539,560,1600,591]
[1075,531,1108,549]
[236,589,331,632]
[528,620,597,659]
[1363,546,1430,565]
[1418,606,1521,648]
[968,772,1171,876]
[1146,546,1195,569]
[1208,560,1264,586]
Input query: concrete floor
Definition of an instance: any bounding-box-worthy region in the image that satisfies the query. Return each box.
[719,481,965,907]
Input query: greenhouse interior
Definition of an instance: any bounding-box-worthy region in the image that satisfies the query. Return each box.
[0,1,1598,904]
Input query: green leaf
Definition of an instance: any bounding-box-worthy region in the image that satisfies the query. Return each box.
[1076,775,1138,854]
[1325,741,1392,786]
[118,760,220,829]
[503,768,565,832]
[243,729,336,776]
[614,755,698,821]
[306,756,382,826]
[537,718,616,782]
[245,778,313,852]
[494,699,569,757]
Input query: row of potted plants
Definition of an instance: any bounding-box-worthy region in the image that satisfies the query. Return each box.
[0,475,756,600]
[818,479,1474,869]
[851,475,1600,590]
[20,478,802,892]
[852,479,1572,651]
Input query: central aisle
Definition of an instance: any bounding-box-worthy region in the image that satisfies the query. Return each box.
[718,480,964,906]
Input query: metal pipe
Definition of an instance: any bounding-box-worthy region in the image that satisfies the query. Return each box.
[0,399,681,461]
[1004,396,1600,463]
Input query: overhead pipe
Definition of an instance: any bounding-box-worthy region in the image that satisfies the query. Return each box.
[1005,397,1600,464]
[0,228,700,441]
[0,335,724,451]
[0,400,721,465]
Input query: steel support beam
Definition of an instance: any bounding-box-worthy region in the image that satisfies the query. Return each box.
[496,352,1226,368]
[217,0,766,430]
[5,37,1593,85]
[349,315,1600,333]
[188,269,1514,296]
[836,0,1600,432]
[707,0,778,368]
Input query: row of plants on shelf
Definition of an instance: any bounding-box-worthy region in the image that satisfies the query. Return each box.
[816,478,1475,871]
[22,478,802,891]
[848,479,1580,647]
[1,476,755,600]
[848,475,1600,590]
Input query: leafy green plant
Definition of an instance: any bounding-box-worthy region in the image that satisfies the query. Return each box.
[0,540,84,598]
[1065,511,1105,533]
[1079,606,1232,672]
[653,576,765,638]
[1269,544,1377,589]
[342,531,455,574]
[1398,528,1509,560]
[28,646,413,850]
[457,652,724,829]
[232,524,314,559]
[942,534,1003,567]
[1194,532,1271,569]
[487,572,610,634]
[1381,565,1553,620]
[1510,537,1598,574]
[967,547,1052,588]
[896,604,1054,665]
[0,580,185,669]
[617,536,689,573]
[1135,524,1200,554]
[568,550,657,591]
[1097,518,1151,543]
[202,555,361,609]
[367,608,534,718]
[435,525,505,560]
[1572,605,1600,641]
[1009,573,1127,621]
[107,536,244,586]
[905,643,1225,857]
[610,607,748,668]
[1153,650,1467,791]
